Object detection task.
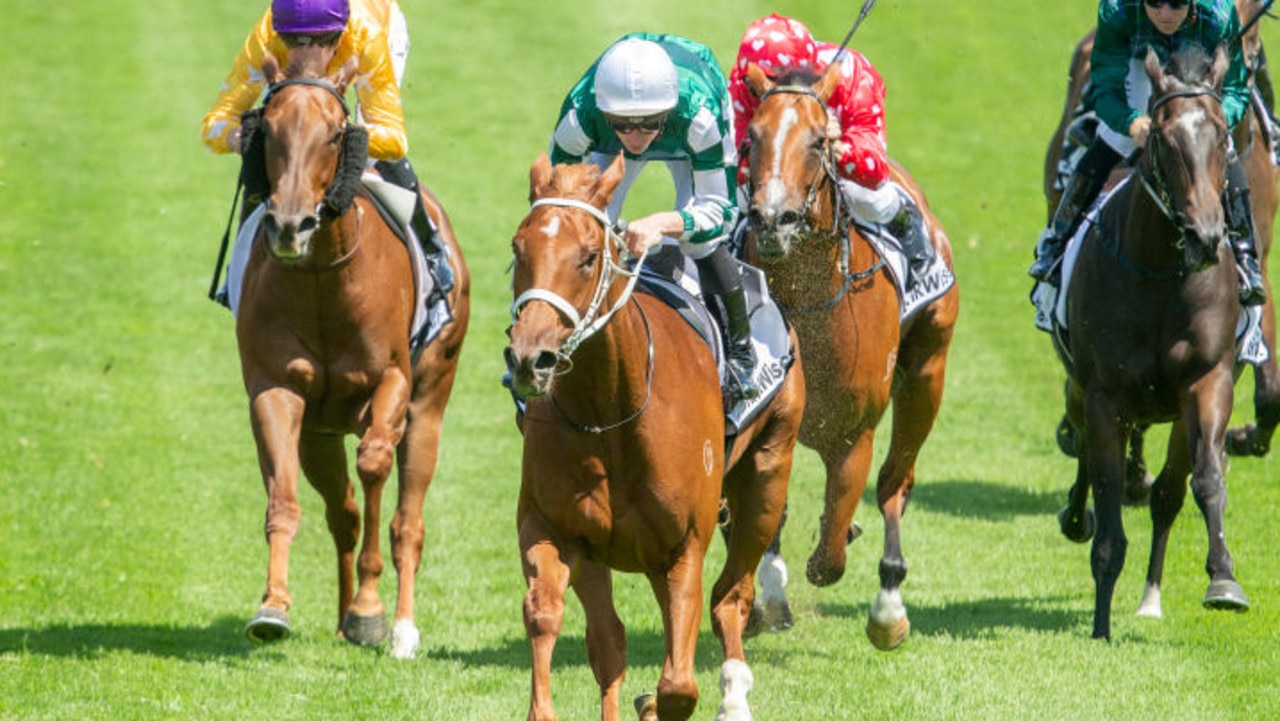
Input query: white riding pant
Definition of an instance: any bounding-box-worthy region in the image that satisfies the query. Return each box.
[839,178,904,225]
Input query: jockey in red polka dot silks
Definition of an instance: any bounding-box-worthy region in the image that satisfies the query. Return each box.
[728,13,937,289]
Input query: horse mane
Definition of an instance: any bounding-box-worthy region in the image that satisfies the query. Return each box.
[544,162,605,200]
[1162,45,1216,89]
[283,45,333,80]
[771,67,824,89]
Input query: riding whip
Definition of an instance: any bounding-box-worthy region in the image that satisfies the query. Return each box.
[823,0,879,79]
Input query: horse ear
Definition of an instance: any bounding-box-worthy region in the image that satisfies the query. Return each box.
[814,65,840,103]
[592,154,626,207]
[263,52,284,85]
[332,56,359,95]
[1143,47,1165,89]
[745,63,773,98]
[1209,43,1230,91]
[529,152,554,203]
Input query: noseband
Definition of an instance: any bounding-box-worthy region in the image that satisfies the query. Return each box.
[1138,87,1224,234]
[510,197,647,360]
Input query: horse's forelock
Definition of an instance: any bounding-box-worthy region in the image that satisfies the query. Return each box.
[283,44,335,82]
[1164,46,1217,90]
[771,67,823,90]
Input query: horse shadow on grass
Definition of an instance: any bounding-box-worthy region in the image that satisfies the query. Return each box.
[902,477,1066,522]
[0,616,256,660]
[815,595,1094,640]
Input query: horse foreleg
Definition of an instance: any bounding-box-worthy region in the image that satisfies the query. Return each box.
[808,434,875,587]
[1187,375,1251,612]
[246,387,306,642]
[571,562,625,721]
[298,431,359,637]
[521,531,571,721]
[648,546,706,721]
[1138,423,1191,619]
[745,505,790,637]
[387,384,452,659]
[1084,393,1129,641]
[345,369,411,647]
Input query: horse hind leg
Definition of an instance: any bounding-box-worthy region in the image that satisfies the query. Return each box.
[744,506,792,637]
[297,431,361,637]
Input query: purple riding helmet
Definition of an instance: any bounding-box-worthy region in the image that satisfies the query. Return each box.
[271,0,350,35]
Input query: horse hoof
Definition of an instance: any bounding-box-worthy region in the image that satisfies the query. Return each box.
[341,610,389,647]
[1057,505,1095,543]
[1056,415,1079,458]
[1123,461,1153,507]
[866,614,910,651]
[245,607,291,643]
[1226,424,1270,457]
[634,693,658,721]
[1203,580,1251,612]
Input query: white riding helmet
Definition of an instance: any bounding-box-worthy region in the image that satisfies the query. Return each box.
[594,38,679,117]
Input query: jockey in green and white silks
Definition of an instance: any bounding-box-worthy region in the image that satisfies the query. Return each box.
[549,33,761,401]
[1030,0,1266,307]
[550,32,738,248]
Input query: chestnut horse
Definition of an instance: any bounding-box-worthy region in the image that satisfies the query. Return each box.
[234,52,469,658]
[1055,47,1249,640]
[1044,1,1280,461]
[504,154,804,721]
[740,65,960,650]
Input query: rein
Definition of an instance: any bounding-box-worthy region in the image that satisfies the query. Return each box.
[752,84,883,314]
[512,196,655,434]
[1116,86,1225,277]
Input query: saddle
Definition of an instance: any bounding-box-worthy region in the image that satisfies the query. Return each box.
[636,243,796,436]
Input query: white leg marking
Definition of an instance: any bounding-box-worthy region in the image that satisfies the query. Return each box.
[869,588,906,626]
[757,552,788,604]
[715,659,754,721]
[389,618,420,660]
[1136,581,1163,619]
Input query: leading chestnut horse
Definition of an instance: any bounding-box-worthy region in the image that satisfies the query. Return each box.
[740,64,960,650]
[504,154,804,721]
[1054,47,1249,640]
[234,50,469,658]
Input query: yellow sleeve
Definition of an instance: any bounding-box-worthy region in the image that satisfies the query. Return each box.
[201,11,282,154]
[345,19,408,160]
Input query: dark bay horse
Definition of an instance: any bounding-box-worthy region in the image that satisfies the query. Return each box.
[741,65,960,650]
[1045,1,1280,462]
[504,154,804,721]
[235,51,469,657]
[1055,47,1249,640]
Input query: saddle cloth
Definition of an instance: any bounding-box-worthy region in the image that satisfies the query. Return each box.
[1030,176,1270,367]
[222,173,453,360]
[852,220,956,321]
[636,242,796,436]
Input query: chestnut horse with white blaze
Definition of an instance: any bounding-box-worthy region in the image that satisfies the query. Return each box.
[234,50,469,658]
[741,63,959,651]
[504,154,804,721]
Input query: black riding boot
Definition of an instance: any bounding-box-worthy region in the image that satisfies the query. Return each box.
[1030,140,1122,285]
[375,158,453,293]
[696,245,759,401]
[1226,155,1268,307]
[885,186,935,290]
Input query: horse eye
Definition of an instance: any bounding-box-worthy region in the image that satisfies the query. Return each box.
[330,128,343,145]
[580,250,599,269]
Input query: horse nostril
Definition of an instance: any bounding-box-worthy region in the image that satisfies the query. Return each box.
[747,208,765,227]
[534,351,558,372]
[503,346,518,372]
[779,210,801,227]
[298,215,319,235]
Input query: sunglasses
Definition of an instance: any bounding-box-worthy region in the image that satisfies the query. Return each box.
[604,113,668,134]
[280,31,342,48]
[1144,0,1189,9]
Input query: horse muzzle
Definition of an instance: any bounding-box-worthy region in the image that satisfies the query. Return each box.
[747,209,805,262]
[263,204,321,260]
[503,343,559,398]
